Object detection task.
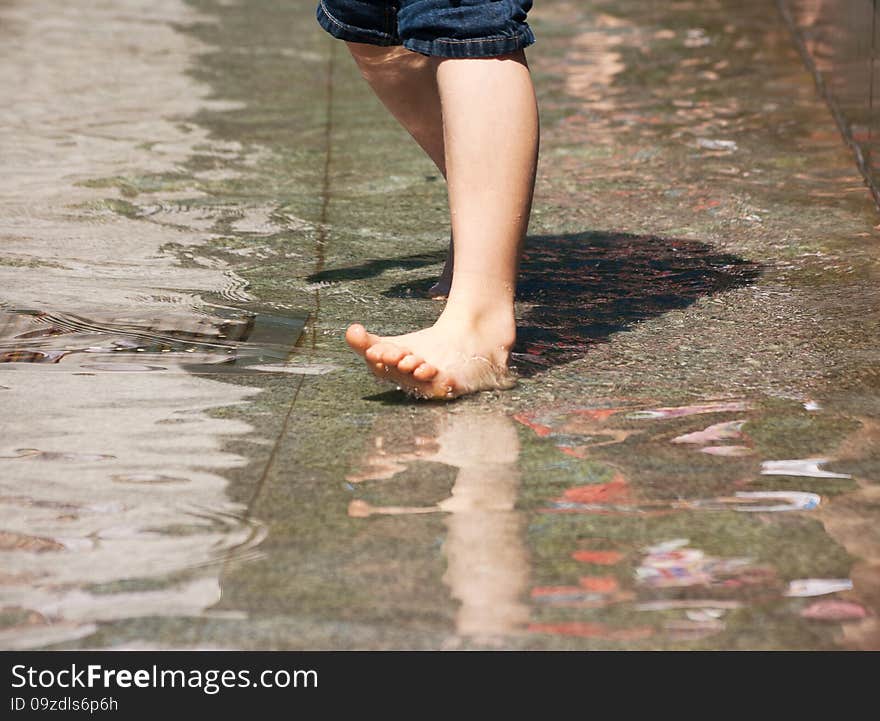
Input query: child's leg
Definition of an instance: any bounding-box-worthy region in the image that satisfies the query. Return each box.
[345,42,454,298]
[346,50,539,399]
[345,43,445,173]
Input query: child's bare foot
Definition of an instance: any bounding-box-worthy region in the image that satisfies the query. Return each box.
[345,309,517,400]
[427,235,454,300]
[427,261,452,300]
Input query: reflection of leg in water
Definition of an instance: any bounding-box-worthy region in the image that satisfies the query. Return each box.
[346,410,530,639]
[437,412,530,639]
[813,417,880,649]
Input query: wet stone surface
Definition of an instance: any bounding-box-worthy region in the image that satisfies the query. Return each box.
[779,0,880,201]
[0,0,878,649]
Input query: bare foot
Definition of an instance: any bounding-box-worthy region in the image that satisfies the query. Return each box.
[427,258,453,300]
[345,311,517,400]
[427,235,454,300]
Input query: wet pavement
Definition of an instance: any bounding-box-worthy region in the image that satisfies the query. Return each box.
[1,0,878,649]
[779,0,880,205]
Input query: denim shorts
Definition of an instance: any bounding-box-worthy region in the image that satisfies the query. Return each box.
[316,0,535,58]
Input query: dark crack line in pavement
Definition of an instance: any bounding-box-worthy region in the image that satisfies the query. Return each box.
[243,41,337,517]
[776,0,880,211]
[207,42,339,619]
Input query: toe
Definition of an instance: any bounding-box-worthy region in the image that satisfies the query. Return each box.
[413,362,438,381]
[429,376,458,400]
[364,344,382,362]
[397,354,423,373]
[345,323,381,357]
[381,345,406,365]
[365,342,394,363]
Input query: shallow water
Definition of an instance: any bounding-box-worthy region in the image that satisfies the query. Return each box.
[0,0,878,650]
[780,0,880,201]
[332,395,875,648]
[0,0,302,649]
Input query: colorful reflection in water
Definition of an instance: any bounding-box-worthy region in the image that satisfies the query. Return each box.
[1,0,878,651]
[343,397,876,648]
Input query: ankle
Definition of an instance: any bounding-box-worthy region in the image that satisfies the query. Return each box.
[436,303,517,347]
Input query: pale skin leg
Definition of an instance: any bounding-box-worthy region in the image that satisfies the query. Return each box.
[344,43,453,298]
[345,47,540,399]
[346,409,531,638]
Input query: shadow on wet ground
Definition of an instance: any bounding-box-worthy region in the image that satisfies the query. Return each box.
[1,0,878,650]
[311,231,762,374]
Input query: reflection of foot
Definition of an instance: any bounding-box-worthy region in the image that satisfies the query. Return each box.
[348,499,439,518]
[344,435,439,483]
[345,312,517,400]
